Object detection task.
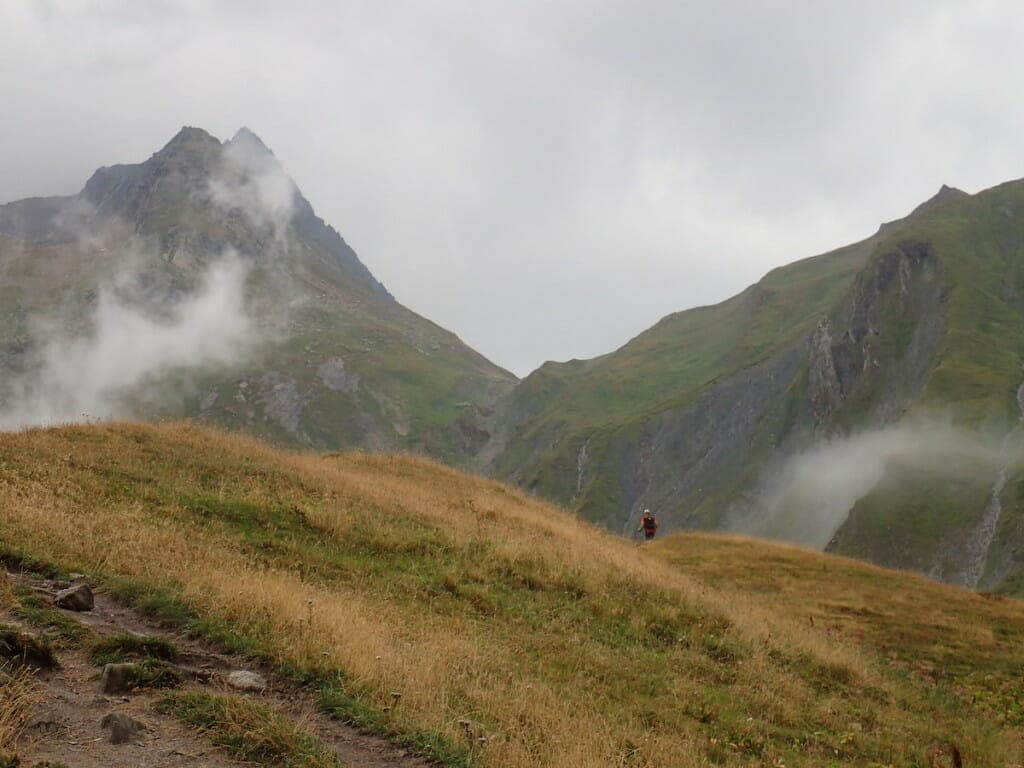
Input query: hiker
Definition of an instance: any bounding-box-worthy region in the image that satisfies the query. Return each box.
[637,509,658,542]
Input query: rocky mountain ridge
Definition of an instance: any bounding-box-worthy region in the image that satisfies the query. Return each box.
[0,126,515,460]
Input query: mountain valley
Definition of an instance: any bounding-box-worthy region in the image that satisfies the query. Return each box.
[5,129,1024,594]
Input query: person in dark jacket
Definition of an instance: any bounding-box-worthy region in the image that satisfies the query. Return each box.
[637,509,658,541]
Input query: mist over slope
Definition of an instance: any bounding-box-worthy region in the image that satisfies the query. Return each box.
[0,254,253,428]
[0,127,515,460]
[485,178,1024,592]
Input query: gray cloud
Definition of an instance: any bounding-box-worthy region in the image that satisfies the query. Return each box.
[2,2,1024,375]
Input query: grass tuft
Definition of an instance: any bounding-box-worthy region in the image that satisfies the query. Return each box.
[88,634,178,666]
[159,691,344,768]
[0,663,40,766]
[0,627,57,671]
[10,591,88,648]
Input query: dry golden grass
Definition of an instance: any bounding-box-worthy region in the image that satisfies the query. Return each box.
[0,421,1021,766]
[0,665,39,759]
[0,579,14,612]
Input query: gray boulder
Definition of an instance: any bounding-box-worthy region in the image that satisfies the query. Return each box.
[101,663,137,695]
[101,712,146,744]
[226,670,267,691]
[54,583,93,611]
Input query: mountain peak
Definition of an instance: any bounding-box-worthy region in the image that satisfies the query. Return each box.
[908,183,970,218]
[227,126,274,156]
[156,126,221,157]
[877,183,971,234]
[932,183,968,203]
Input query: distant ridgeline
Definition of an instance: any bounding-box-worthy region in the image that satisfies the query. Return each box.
[4,129,1024,592]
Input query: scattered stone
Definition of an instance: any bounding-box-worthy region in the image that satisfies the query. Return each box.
[25,708,62,735]
[54,583,93,612]
[225,670,267,691]
[101,712,146,744]
[101,663,138,695]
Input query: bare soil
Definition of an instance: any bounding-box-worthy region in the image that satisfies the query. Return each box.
[6,573,436,768]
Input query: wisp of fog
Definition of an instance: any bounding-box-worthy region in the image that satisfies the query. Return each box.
[0,254,254,430]
[210,130,297,247]
[742,420,1015,548]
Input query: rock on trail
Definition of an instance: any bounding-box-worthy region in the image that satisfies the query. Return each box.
[101,712,147,744]
[54,582,94,611]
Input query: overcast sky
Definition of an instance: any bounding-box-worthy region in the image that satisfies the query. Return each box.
[2,1,1024,376]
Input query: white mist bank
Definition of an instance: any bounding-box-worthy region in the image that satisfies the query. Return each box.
[209,130,297,246]
[743,421,1013,548]
[0,255,255,429]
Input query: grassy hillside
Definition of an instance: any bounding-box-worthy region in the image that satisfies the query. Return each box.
[1,422,1022,766]
[487,230,886,528]
[488,178,1024,589]
[655,534,1024,738]
[492,233,877,477]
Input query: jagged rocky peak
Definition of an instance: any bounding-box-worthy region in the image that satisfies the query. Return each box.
[160,125,220,152]
[221,126,289,184]
[146,125,224,172]
[227,126,275,155]
[80,127,222,219]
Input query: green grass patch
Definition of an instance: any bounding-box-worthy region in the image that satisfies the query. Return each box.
[88,634,178,666]
[315,678,470,767]
[124,658,182,690]
[159,691,346,768]
[10,589,88,647]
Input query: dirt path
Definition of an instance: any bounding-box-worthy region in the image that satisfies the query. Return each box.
[6,573,437,768]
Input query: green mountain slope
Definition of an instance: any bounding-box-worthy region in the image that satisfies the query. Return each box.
[0,127,516,461]
[487,179,1024,591]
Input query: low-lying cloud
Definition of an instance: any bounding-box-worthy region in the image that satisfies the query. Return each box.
[208,131,297,247]
[0,254,255,430]
[740,420,1015,548]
